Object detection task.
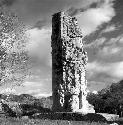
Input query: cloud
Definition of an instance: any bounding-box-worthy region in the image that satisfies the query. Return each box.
[99,45,121,56]
[76,0,116,36]
[119,36,123,43]
[12,26,53,96]
[15,76,52,95]
[23,81,43,87]
[87,80,111,91]
[101,24,117,33]
[34,92,52,97]
[10,0,100,26]
[26,27,51,67]
[87,61,108,78]
[105,36,122,45]
[85,37,107,48]
[0,0,16,7]
[1,0,119,93]
[104,34,123,46]
[12,27,53,96]
[87,61,123,81]
[92,35,123,63]
[85,34,123,63]
[33,20,48,29]
[21,88,41,96]
[66,0,101,16]
[23,89,52,97]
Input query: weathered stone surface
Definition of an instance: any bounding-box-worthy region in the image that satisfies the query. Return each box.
[51,12,95,113]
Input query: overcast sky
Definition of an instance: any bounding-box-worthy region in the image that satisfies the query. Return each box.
[0,0,123,97]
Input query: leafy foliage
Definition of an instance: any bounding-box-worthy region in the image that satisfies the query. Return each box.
[0,9,29,86]
[87,80,123,116]
[0,94,52,117]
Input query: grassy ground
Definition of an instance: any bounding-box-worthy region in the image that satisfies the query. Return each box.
[0,117,110,125]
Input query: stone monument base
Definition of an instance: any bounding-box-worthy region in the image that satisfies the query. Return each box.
[75,100,95,114]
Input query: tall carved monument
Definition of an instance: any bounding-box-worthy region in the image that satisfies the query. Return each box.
[51,12,95,113]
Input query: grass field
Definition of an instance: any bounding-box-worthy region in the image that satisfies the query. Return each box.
[0,117,110,125]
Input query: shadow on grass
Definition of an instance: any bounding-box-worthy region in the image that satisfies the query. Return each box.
[30,112,107,123]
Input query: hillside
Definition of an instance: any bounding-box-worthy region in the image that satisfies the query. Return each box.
[87,80,123,117]
[0,94,53,109]
[0,93,53,117]
[1,80,123,117]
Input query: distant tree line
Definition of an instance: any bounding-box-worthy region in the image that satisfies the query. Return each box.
[0,94,52,117]
[87,80,123,117]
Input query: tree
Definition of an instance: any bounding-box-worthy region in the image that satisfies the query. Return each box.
[87,93,105,112]
[87,80,123,116]
[0,9,30,87]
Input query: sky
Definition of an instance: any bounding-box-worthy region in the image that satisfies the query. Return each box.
[0,0,123,97]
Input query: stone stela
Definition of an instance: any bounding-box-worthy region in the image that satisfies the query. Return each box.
[51,12,95,114]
